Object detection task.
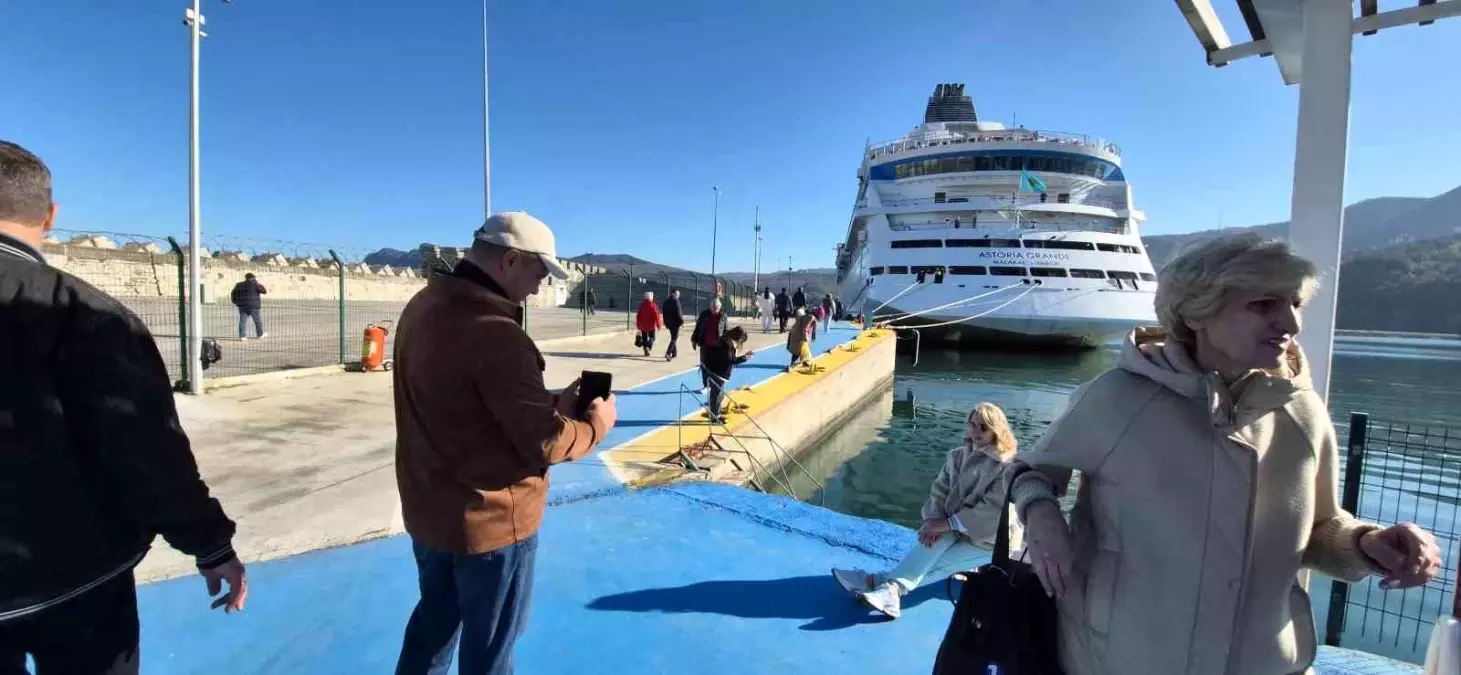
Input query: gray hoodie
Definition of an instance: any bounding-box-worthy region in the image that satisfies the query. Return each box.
[1010,327,1379,675]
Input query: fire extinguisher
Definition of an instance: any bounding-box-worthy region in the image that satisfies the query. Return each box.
[361,321,393,372]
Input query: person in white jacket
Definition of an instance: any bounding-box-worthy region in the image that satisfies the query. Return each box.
[830,402,1023,619]
[756,288,775,333]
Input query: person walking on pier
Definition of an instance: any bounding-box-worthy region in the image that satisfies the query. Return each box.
[821,293,834,322]
[0,141,247,674]
[230,272,268,339]
[792,285,807,311]
[757,287,774,333]
[662,289,684,361]
[774,287,792,333]
[701,326,750,423]
[1015,234,1442,675]
[690,296,729,392]
[393,211,619,675]
[832,403,1021,619]
[786,306,817,372]
[586,287,597,316]
[635,291,663,357]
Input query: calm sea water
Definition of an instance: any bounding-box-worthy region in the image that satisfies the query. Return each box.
[774,334,1461,664]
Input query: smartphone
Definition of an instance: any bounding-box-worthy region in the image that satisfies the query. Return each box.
[575,370,613,420]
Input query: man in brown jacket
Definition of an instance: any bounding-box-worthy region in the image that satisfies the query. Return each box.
[393,211,618,675]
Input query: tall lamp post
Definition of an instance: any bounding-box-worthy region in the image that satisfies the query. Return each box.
[481,0,491,217]
[181,0,233,395]
[751,206,761,295]
[709,186,720,286]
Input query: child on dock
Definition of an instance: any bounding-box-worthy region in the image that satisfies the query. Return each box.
[831,402,1022,619]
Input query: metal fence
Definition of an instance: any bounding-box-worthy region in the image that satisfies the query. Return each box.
[41,230,762,390]
[1323,412,1461,663]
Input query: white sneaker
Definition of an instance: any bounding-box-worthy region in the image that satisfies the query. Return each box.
[858,582,902,619]
[258,332,269,339]
[831,568,876,596]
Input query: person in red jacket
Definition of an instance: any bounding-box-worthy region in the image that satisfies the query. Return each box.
[635,291,664,357]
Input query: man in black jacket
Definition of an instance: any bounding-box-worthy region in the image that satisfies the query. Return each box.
[792,285,807,311]
[689,296,729,391]
[230,272,268,339]
[661,289,684,361]
[0,141,247,673]
[774,288,792,333]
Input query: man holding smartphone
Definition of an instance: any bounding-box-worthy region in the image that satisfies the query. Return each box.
[392,211,618,674]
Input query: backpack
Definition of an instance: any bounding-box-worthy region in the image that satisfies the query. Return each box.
[932,466,1063,675]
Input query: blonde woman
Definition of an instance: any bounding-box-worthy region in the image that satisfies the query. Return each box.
[1016,233,1442,674]
[831,402,1023,619]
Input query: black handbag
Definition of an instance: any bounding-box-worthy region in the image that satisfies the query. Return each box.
[634,333,644,348]
[932,467,1063,675]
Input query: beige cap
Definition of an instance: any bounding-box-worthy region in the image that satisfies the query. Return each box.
[473,211,570,280]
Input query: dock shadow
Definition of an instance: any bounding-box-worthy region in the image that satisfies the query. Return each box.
[586,574,947,631]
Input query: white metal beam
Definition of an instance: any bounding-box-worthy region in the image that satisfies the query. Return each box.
[1288,0,1353,401]
[1208,0,1461,67]
[1176,0,1235,53]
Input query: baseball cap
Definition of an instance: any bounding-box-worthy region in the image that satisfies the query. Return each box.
[473,211,570,280]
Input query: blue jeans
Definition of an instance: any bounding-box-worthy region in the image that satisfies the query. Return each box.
[237,308,263,338]
[396,536,537,675]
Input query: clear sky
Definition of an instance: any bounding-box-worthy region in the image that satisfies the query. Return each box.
[4,0,1459,272]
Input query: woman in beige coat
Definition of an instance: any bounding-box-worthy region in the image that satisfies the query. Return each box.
[1015,233,1442,675]
[831,402,1022,619]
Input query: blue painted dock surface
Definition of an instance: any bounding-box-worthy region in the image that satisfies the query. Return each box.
[130,321,1423,674]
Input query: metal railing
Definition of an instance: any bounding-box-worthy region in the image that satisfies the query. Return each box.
[1324,412,1461,660]
[866,128,1122,159]
[877,195,1127,211]
[673,378,826,504]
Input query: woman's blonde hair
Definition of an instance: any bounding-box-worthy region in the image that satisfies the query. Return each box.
[1154,232,1319,344]
[970,402,1017,460]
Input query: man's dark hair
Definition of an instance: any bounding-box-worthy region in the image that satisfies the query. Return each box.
[724,326,748,345]
[245,273,256,280]
[0,141,53,225]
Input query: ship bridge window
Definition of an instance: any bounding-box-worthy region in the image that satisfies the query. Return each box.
[945,239,990,248]
[989,266,1027,277]
[1023,239,1095,251]
[1139,272,1157,282]
[1097,243,1142,254]
[1030,267,1068,278]
[1107,271,1139,280]
[949,266,987,275]
[886,265,909,275]
[1069,269,1106,279]
[912,265,946,275]
[881,152,1120,181]
[869,266,885,276]
[890,239,943,249]
[986,238,1022,248]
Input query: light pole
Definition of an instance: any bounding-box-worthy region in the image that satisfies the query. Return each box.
[752,206,761,296]
[481,0,491,217]
[710,186,720,285]
[181,0,231,395]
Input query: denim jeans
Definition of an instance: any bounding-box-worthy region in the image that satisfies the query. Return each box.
[0,572,140,675]
[237,308,264,338]
[396,536,537,675]
[665,325,680,359]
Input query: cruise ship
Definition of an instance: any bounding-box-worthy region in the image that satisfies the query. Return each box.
[835,83,1158,348]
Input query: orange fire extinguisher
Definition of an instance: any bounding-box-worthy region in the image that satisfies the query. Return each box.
[361,321,393,372]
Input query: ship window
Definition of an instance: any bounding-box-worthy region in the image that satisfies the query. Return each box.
[955,156,973,172]
[987,239,1023,248]
[1139,272,1157,282]
[1030,267,1069,278]
[886,266,909,275]
[1025,239,1095,251]
[990,266,1027,277]
[1057,193,1070,204]
[934,192,946,203]
[945,239,991,248]
[975,156,992,171]
[890,239,943,249]
[1069,269,1106,279]
[949,266,987,275]
[991,156,1011,171]
[1098,243,1141,254]
[869,267,885,276]
[912,265,946,275]
[1107,271,1139,280]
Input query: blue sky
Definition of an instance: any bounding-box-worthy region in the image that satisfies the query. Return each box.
[4,0,1459,272]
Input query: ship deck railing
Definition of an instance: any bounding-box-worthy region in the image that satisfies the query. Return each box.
[872,194,1127,211]
[886,220,1129,235]
[866,128,1122,161]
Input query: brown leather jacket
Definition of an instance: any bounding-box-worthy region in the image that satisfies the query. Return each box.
[393,266,606,554]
